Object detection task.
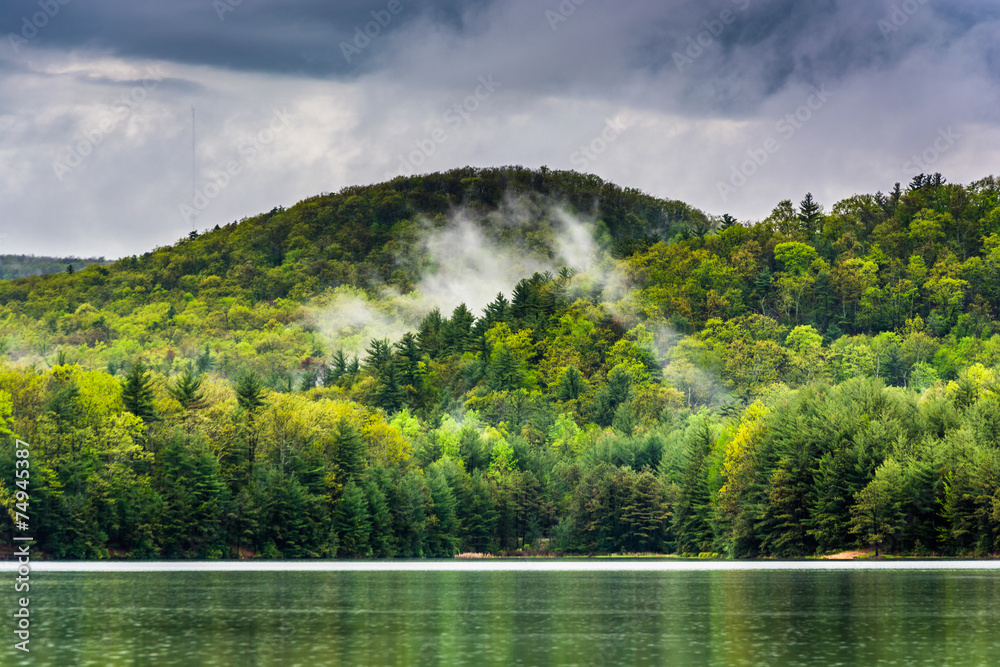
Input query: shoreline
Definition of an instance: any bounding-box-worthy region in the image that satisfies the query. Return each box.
[3,558,1000,573]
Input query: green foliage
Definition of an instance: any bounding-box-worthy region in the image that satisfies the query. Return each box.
[122,361,156,422]
[4,168,1000,558]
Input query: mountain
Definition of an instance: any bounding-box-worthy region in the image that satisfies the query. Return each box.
[1,167,999,560]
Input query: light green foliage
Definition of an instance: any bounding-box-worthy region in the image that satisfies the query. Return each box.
[1,168,1000,558]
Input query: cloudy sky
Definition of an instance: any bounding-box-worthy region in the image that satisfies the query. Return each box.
[1,0,998,258]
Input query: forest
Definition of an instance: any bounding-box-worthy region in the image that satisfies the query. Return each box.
[1,166,999,559]
[0,255,107,281]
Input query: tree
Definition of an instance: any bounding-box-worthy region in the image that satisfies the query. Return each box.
[850,458,906,556]
[595,366,633,427]
[167,367,206,410]
[797,192,823,235]
[364,339,392,374]
[335,480,371,557]
[555,366,585,402]
[395,333,423,390]
[235,372,265,413]
[374,360,407,413]
[333,418,366,481]
[122,361,156,422]
[235,372,265,482]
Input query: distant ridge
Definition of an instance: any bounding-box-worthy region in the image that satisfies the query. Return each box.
[0,254,107,280]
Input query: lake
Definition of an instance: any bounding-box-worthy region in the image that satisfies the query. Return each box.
[4,561,999,665]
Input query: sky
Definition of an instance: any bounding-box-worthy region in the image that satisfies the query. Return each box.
[1,0,998,258]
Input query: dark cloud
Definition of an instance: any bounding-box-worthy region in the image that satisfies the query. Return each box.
[0,0,997,256]
[2,0,490,76]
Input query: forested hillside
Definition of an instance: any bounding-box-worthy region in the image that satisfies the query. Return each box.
[2,166,1000,559]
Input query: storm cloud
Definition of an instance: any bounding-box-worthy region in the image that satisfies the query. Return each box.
[1,0,998,256]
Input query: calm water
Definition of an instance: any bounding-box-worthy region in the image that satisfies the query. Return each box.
[4,562,999,666]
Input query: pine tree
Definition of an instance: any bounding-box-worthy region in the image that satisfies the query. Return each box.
[486,345,522,392]
[394,333,423,388]
[364,338,392,374]
[797,193,822,235]
[122,361,157,422]
[595,366,633,427]
[418,309,445,358]
[444,304,475,353]
[425,469,460,557]
[374,360,407,413]
[235,372,265,413]
[334,480,371,557]
[363,474,396,557]
[167,367,206,409]
[334,418,366,481]
[235,371,265,483]
[672,421,715,554]
[556,366,585,402]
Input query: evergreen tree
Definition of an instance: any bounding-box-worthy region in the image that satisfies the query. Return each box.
[335,480,371,557]
[122,361,157,422]
[418,309,445,358]
[671,420,715,554]
[374,360,407,413]
[797,192,823,228]
[555,366,585,402]
[444,304,475,353]
[235,372,265,413]
[330,349,348,381]
[595,366,633,427]
[395,333,423,389]
[363,473,396,557]
[334,418,366,481]
[425,468,460,556]
[486,345,523,392]
[364,338,392,374]
[167,367,206,409]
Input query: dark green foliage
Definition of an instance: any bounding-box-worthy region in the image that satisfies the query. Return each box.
[235,371,265,413]
[595,366,633,427]
[333,418,366,482]
[168,367,206,409]
[566,464,669,553]
[555,366,585,401]
[154,434,228,557]
[122,361,156,422]
[374,360,407,413]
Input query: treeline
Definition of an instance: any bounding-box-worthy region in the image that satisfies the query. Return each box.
[0,255,106,281]
[2,364,999,558]
[1,168,999,558]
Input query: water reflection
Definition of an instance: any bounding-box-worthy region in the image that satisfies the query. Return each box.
[7,569,1000,665]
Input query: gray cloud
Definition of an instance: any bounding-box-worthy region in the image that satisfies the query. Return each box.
[1,0,998,256]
